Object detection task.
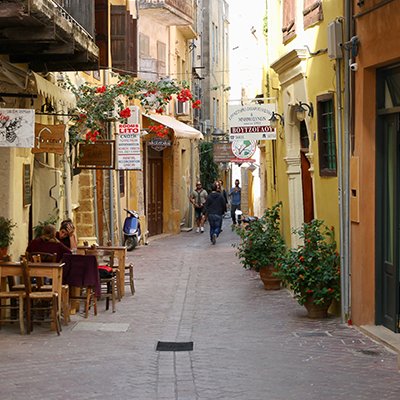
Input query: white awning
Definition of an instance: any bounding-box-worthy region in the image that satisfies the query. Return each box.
[144,114,203,140]
[32,72,76,108]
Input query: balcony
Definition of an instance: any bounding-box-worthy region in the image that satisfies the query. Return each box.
[139,0,194,26]
[0,0,99,72]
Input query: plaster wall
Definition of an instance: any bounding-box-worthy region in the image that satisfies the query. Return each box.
[351,1,400,326]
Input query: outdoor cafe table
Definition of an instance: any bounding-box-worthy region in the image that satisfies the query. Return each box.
[0,261,64,325]
[77,245,127,297]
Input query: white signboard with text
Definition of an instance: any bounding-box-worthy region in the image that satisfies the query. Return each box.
[116,123,141,170]
[228,104,276,140]
[0,108,35,148]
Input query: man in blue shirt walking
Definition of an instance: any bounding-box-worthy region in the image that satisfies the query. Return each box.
[229,179,241,225]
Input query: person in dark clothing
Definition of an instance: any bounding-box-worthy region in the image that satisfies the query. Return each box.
[56,219,78,250]
[26,224,71,262]
[205,183,227,245]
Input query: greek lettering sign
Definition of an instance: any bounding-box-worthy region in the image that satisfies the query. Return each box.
[116,123,141,170]
[148,137,171,152]
[228,104,276,140]
[0,108,35,148]
[213,142,234,163]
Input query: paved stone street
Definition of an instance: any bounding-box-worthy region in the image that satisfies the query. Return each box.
[1,221,400,400]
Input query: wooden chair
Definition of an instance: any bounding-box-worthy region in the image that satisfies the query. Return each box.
[84,249,117,312]
[0,262,25,334]
[27,252,70,325]
[22,260,62,335]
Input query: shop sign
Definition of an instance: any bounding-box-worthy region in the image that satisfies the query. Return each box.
[116,122,141,170]
[77,140,115,169]
[231,139,257,160]
[32,123,65,155]
[0,108,35,148]
[213,142,233,163]
[228,104,276,140]
[148,137,171,152]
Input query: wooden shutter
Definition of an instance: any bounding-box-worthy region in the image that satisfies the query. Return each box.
[282,0,296,43]
[128,16,138,77]
[303,0,323,29]
[111,5,129,73]
[95,0,109,68]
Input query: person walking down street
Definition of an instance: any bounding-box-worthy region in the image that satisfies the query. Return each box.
[190,181,208,233]
[205,182,227,245]
[229,179,241,225]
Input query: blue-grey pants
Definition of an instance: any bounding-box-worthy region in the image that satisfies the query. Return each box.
[208,214,222,240]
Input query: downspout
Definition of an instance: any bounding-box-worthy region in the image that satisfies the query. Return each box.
[343,0,353,323]
[335,21,346,324]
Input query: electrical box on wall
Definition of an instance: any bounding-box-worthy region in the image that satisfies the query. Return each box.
[327,20,343,59]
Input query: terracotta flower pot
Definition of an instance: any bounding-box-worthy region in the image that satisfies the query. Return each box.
[259,265,281,290]
[304,296,332,318]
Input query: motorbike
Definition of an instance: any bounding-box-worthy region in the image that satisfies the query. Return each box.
[123,209,142,251]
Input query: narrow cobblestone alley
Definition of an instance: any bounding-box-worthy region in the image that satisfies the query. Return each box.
[1,221,400,400]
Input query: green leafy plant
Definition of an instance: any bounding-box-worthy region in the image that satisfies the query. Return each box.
[199,141,219,192]
[275,219,340,306]
[233,202,286,271]
[33,215,59,239]
[65,76,200,146]
[0,216,17,248]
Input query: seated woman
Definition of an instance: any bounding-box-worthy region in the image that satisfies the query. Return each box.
[56,219,78,251]
[26,224,71,262]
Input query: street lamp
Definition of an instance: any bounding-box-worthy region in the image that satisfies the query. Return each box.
[294,102,314,122]
[269,112,284,128]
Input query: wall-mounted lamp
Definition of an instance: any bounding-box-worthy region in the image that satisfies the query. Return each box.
[294,102,314,121]
[269,112,284,128]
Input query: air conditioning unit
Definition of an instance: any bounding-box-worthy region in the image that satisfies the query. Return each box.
[175,100,190,116]
[327,20,343,59]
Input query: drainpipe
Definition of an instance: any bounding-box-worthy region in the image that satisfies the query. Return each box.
[343,0,353,323]
[334,21,346,324]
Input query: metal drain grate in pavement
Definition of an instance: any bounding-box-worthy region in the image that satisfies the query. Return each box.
[156,341,194,352]
[294,331,331,337]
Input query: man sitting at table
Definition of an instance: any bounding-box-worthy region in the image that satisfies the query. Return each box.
[26,224,71,262]
[56,219,78,251]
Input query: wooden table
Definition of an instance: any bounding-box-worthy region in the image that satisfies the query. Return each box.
[0,261,64,323]
[77,246,128,297]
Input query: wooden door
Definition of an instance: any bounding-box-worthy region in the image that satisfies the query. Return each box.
[148,155,163,236]
[377,113,399,332]
[300,121,314,223]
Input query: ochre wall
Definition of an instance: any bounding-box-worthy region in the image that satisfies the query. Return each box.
[351,1,400,326]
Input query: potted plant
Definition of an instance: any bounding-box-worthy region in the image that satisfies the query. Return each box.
[234,202,286,290]
[276,219,340,318]
[0,216,16,258]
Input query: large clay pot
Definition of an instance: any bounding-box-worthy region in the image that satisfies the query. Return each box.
[259,265,281,290]
[0,247,8,259]
[304,296,332,318]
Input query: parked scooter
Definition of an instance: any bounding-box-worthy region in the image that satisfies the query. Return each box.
[123,209,141,251]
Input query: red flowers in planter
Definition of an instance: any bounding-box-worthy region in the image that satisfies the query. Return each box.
[148,124,169,138]
[85,130,100,142]
[192,99,201,109]
[177,88,193,102]
[96,86,106,93]
[119,107,131,119]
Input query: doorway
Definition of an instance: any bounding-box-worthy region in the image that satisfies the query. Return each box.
[300,121,314,223]
[147,148,163,236]
[376,113,400,332]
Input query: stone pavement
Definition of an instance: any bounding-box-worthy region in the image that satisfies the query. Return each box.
[1,221,400,400]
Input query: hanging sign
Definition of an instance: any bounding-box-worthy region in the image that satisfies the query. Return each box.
[228,104,276,140]
[231,139,257,160]
[0,108,35,148]
[77,140,115,169]
[148,137,171,151]
[32,123,65,154]
[213,142,234,163]
[116,122,141,170]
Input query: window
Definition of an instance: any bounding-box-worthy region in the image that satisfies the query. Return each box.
[157,41,166,76]
[317,94,337,176]
[119,170,125,197]
[139,33,150,56]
